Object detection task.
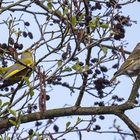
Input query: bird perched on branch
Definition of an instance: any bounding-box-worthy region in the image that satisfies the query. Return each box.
[110,42,140,82]
[0,50,34,88]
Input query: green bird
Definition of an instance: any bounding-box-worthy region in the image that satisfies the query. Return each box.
[0,50,34,88]
[110,42,140,82]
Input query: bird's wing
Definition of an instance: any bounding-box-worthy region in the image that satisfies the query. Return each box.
[127,50,140,60]
[0,67,11,75]
[115,59,134,76]
[2,51,33,81]
[2,64,25,80]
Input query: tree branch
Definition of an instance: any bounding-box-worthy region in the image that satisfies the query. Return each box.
[117,113,140,139]
[0,104,134,131]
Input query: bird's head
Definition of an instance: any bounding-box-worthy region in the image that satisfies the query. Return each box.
[20,49,34,66]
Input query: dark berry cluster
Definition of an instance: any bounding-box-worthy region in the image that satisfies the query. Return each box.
[22,21,33,39]
[28,129,34,135]
[1,37,24,51]
[35,121,42,127]
[113,23,125,40]
[94,78,110,98]
[27,104,38,114]
[14,42,23,50]
[94,101,105,106]
[112,15,131,40]
[24,21,30,26]
[23,31,33,39]
[93,125,101,131]
[112,63,119,69]
[62,52,68,60]
[112,95,124,103]
[91,2,102,11]
[106,0,121,9]
[114,15,131,26]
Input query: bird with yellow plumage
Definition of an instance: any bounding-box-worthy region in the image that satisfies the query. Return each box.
[0,50,34,88]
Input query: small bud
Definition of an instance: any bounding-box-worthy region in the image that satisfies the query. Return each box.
[79,61,84,66]
[24,22,30,26]
[18,44,23,50]
[53,125,59,132]
[35,121,42,127]
[28,32,33,39]
[91,58,98,63]
[46,95,50,101]
[100,66,108,72]
[99,115,105,120]
[9,37,14,45]
[95,69,101,75]
[23,31,28,38]
[28,129,34,135]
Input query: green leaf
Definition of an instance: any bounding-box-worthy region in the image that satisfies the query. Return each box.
[29,88,34,97]
[71,16,76,27]
[76,117,81,124]
[62,67,72,72]
[0,99,2,107]
[84,65,89,72]
[57,60,62,67]
[23,76,30,86]
[78,14,84,21]
[72,63,82,72]
[9,119,17,126]
[100,23,109,29]
[23,76,34,97]
[55,10,62,17]
[63,7,69,16]
[16,118,21,128]
[89,19,96,29]
[1,102,10,108]
[90,17,100,29]
[102,47,108,54]
[0,137,4,140]
[8,109,17,117]
[6,137,10,140]
[65,121,71,130]
[47,2,53,10]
